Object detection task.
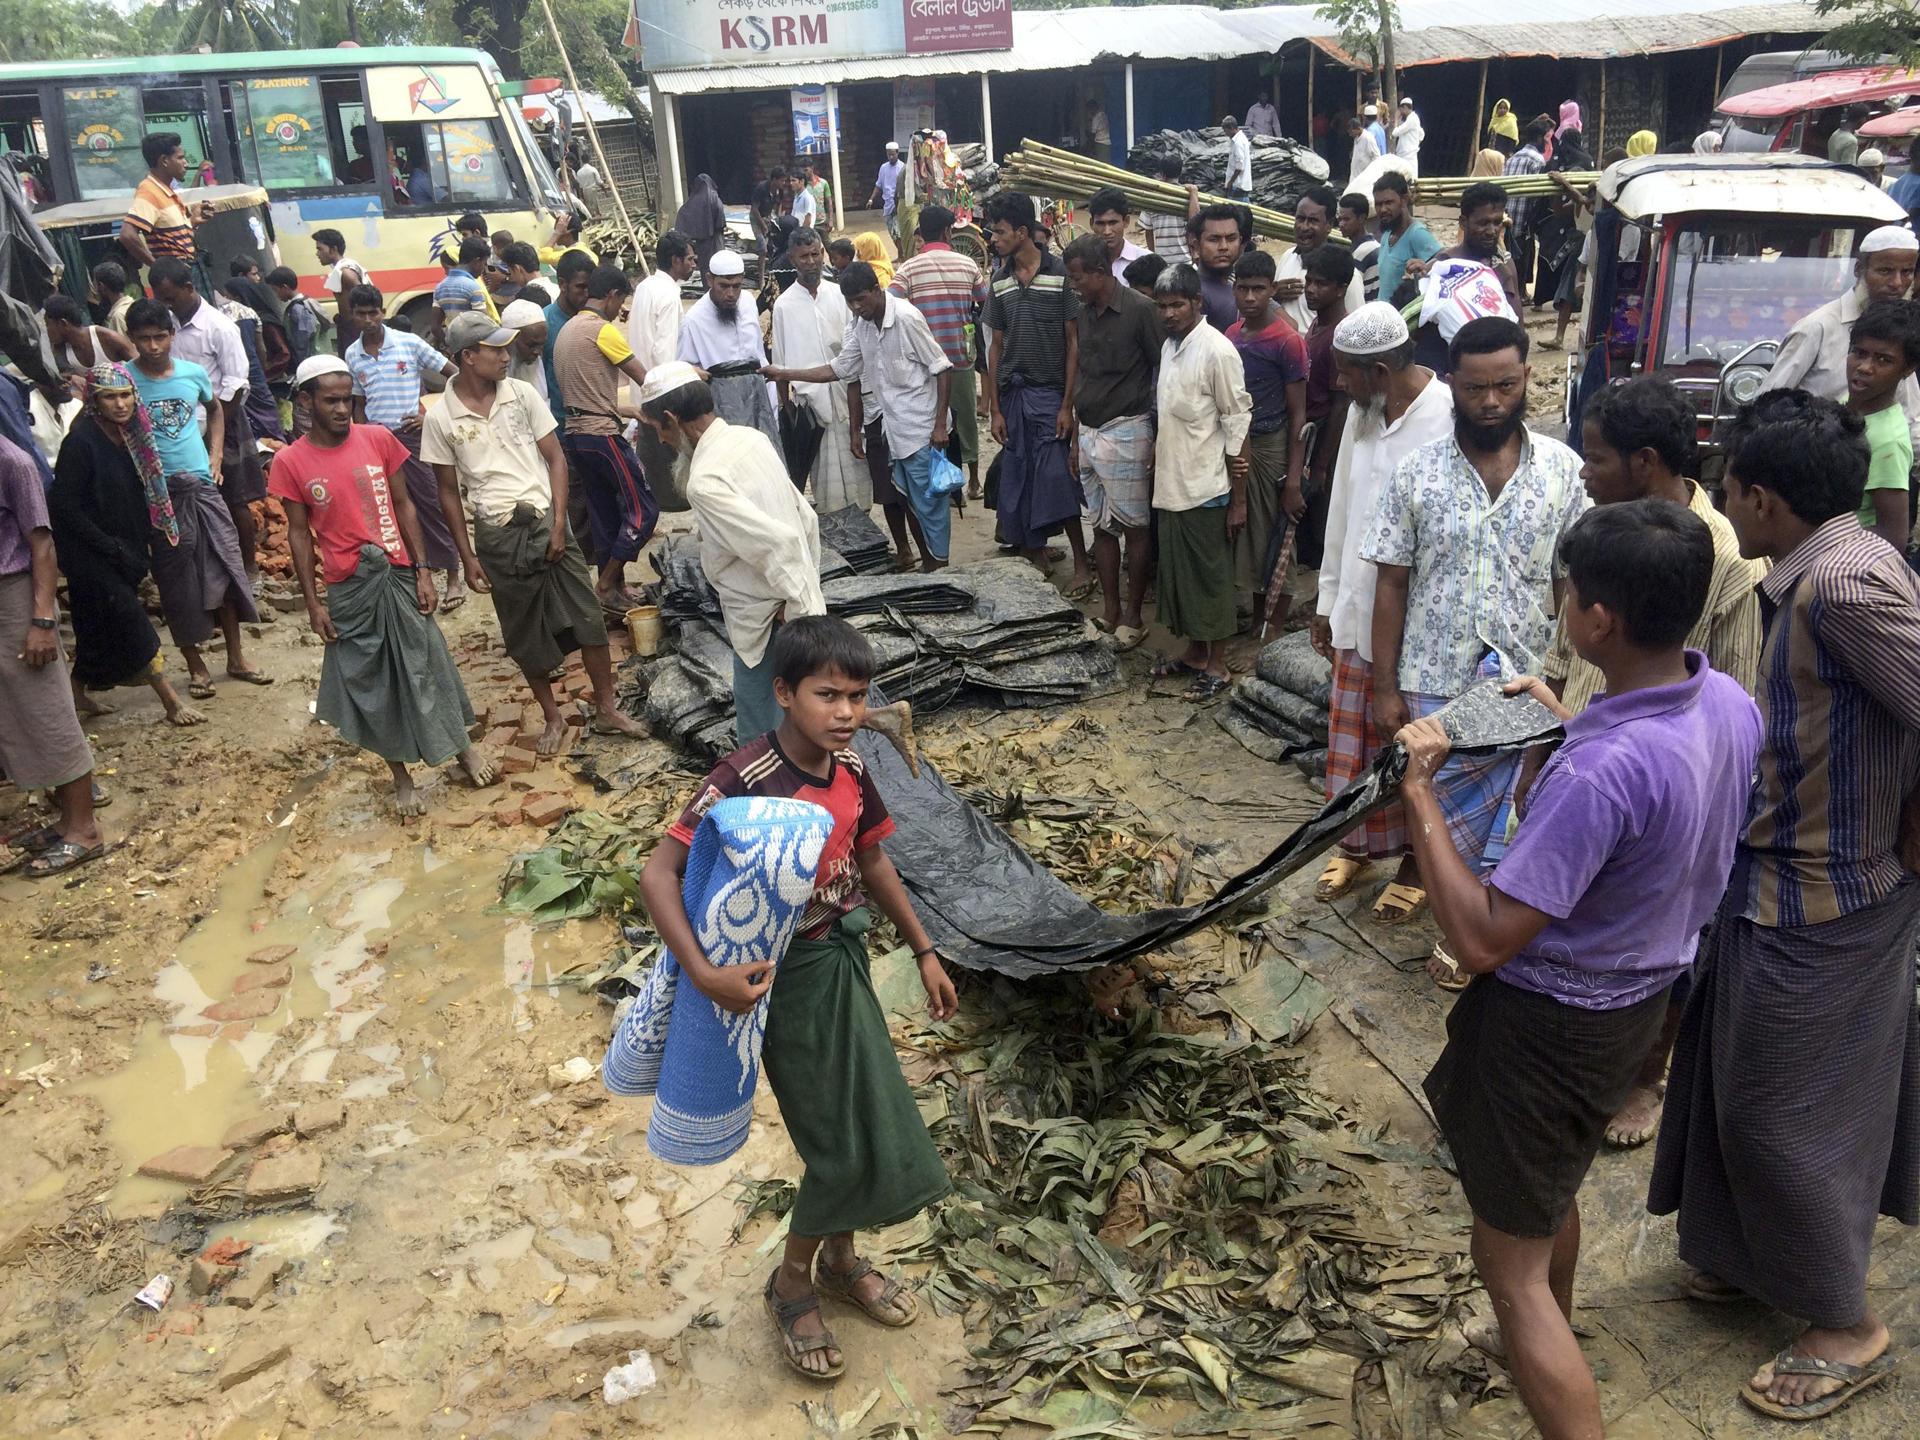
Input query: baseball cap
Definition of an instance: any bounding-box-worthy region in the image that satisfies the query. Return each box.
[446,312,514,353]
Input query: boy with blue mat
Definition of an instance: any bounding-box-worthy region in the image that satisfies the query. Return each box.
[639,615,956,1381]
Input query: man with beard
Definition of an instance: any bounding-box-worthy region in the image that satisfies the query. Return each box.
[553,266,658,609]
[1361,316,1588,988]
[639,362,825,739]
[1274,187,1363,335]
[1406,181,1524,316]
[678,249,782,452]
[771,227,866,509]
[1372,172,1440,307]
[424,314,645,753]
[1763,225,1920,444]
[499,299,552,419]
[628,230,697,505]
[1185,203,1248,331]
[1311,301,1454,918]
[273,356,497,817]
[983,191,1091,594]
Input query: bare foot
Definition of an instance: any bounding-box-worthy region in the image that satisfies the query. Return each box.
[74,692,117,717]
[164,703,208,727]
[1605,1082,1665,1148]
[534,718,569,756]
[1749,1319,1890,1410]
[458,747,498,786]
[589,705,646,738]
[390,766,426,818]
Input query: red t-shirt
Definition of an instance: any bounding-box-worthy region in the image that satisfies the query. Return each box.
[268,424,416,584]
[670,733,896,939]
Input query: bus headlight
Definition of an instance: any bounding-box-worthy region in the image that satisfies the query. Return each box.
[1723,365,1769,406]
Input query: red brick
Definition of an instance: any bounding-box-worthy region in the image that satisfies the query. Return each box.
[219,1022,254,1043]
[492,800,525,827]
[246,944,295,965]
[497,746,536,775]
[485,702,520,730]
[245,1151,322,1202]
[203,989,282,1023]
[232,962,291,994]
[138,1145,231,1184]
[522,793,575,827]
[171,1023,218,1039]
[443,808,489,829]
[484,725,519,751]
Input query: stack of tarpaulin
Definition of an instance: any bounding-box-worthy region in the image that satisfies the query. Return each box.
[1215,631,1331,780]
[1126,127,1330,213]
[625,510,1120,756]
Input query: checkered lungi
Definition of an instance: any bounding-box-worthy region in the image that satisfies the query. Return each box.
[1077,413,1152,533]
[1325,649,1408,860]
[1407,656,1521,873]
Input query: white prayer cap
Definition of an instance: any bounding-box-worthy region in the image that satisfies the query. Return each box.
[1399,96,1413,107]
[294,354,351,387]
[1361,103,1376,116]
[1861,224,1918,255]
[1859,147,1887,167]
[499,298,546,330]
[1333,300,1410,356]
[885,140,900,151]
[638,360,704,405]
[707,249,745,277]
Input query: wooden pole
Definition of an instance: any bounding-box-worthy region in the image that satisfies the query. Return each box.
[1306,46,1315,148]
[535,0,648,272]
[1713,45,1724,103]
[1598,60,1608,155]
[1470,58,1487,170]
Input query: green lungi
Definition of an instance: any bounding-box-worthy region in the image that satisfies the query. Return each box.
[317,544,476,765]
[760,909,950,1237]
[1155,503,1237,644]
[472,504,608,673]
[1232,429,1291,602]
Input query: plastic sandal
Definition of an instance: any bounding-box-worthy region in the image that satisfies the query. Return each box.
[763,1271,844,1380]
[816,1257,919,1328]
[1742,1349,1897,1421]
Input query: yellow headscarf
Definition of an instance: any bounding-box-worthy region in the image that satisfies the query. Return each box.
[852,232,894,287]
[1471,148,1507,177]
[1489,99,1519,144]
[1627,130,1658,158]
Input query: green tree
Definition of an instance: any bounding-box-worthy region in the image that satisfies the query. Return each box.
[0,0,137,59]
[1317,0,1398,113]
[150,0,292,51]
[1817,0,1917,69]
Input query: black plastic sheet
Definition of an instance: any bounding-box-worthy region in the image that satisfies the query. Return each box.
[862,679,1563,978]
[1126,128,1330,214]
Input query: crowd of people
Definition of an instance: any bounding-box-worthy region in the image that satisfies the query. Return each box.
[4,118,1920,1435]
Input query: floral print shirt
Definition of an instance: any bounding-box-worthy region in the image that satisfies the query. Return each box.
[1360,428,1590,696]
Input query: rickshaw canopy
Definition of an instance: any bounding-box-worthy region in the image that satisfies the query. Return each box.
[1861,105,1920,139]
[1716,67,1920,119]
[1597,154,1907,224]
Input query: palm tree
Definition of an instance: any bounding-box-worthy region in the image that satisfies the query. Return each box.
[153,0,292,52]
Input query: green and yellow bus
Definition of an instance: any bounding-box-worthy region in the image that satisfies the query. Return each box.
[0,45,568,324]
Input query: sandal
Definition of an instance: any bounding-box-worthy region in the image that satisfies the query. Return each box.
[1091,617,1116,635]
[25,839,105,878]
[2,822,61,853]
[763,1271,844,1380]
[1148,658,1198,680]
[188,679,216,700]
[816,1257,919,1328]
[1741,1348,1897,1421]
[1429,942,1470,992]
[439,590,467,613]
[1315,856,1371,901]
[226,669,274,686]
[1184,672,1229,702]
[1112,624,1147,654]
[1683,1269,1749,1304]
[1064,578,1097,602]
[1371,882,1428,926]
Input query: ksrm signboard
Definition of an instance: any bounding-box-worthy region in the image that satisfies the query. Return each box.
[627,0,1014,70]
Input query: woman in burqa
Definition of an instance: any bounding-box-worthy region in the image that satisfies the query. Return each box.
[675,173,729,276]
[47,362,205,727]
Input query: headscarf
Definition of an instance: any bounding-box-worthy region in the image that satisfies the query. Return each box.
[1554,128,1595,172]
[1627,130,1658,159]
[1693,128,1724,154]
[1489,100,1519,144]
[1471,148,1507,177]
[1557,101,1582,139]
[86,361,175,547]
[852,232,894,287]
[1534,113,1557,162]
[674,174,726,242]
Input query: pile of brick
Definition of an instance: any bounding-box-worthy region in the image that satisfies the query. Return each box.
[249,495,293,579]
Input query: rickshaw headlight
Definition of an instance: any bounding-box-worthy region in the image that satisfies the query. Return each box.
[1724,366,1768,406]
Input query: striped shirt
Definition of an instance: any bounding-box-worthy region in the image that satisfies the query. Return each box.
[983,250,1078,390]
[890,243,986,367]
[1741,515,1920,928]
[125,176,195,261]
[1503,145,1548,233]
[1544,482,1768,712]
[345,330,445,428]
[1145,210,1189,263]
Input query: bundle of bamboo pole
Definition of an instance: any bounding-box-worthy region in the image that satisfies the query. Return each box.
[993,139,1597,245]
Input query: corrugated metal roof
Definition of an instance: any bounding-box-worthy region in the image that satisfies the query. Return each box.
[647,0,1824,95]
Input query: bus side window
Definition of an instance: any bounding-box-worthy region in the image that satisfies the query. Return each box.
[418,119,518,206]
[62,84,148,199]
[226,74,355,194]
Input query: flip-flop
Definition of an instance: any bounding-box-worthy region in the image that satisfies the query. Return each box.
[763,1271,844,1380]
[439,591,468,613]
[815,1257,919,1328]
[1741,1349,1897,1421]
[1184,672,1229,702]
[1112,624,1147,653]
[24,839,104,877]
[1682,1269,1749,1304]
[1430,942,1470,992]
[1371,882,1428,926]
[1091,617,1116,635]
[1064,579,1097,601]
[188,679,216,700]
[226,669,275,686]
[1148,658,1198,680]
[91,780,111,808]
[2,822,60,853]
[1315,855,1371,900]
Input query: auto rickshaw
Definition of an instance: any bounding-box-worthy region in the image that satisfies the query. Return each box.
[1565,154,1907,471]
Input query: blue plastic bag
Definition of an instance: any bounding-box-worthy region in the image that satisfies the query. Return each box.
[927,448,967,497]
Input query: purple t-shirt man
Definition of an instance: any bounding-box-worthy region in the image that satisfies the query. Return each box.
[1226,311,1308,437]
[0,434,49,576]
[1489,651,1761,1011]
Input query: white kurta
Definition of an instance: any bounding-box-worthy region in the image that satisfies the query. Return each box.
[1274,246,1365,334]
[686,417,827,667]
[627,269,683,409]
[1153,320,1253,512]
[770,280,866,511]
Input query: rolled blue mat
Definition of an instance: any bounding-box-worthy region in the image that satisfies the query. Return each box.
[603,795,833,1165]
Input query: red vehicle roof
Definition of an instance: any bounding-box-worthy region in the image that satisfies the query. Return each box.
[1719,67,1920,118]
[1861,104,1920,138]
